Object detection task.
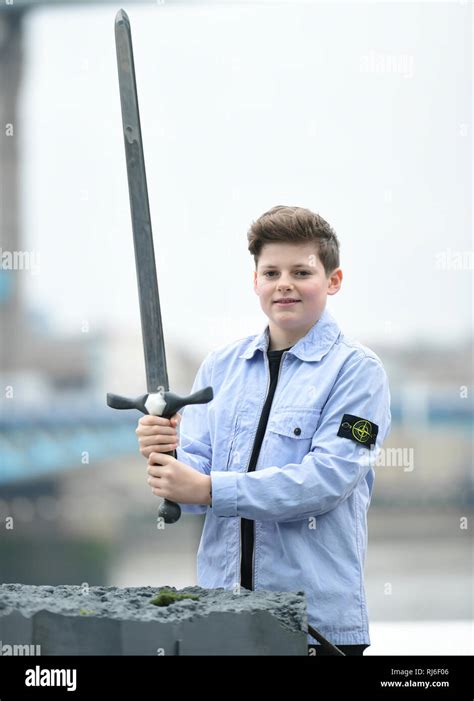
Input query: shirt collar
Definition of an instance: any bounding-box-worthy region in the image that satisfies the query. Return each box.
[238,307,341,362]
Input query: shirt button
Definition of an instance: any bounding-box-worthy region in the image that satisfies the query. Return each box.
[294,427,301,436]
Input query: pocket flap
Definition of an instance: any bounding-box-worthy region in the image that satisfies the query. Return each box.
[267,409,320,439]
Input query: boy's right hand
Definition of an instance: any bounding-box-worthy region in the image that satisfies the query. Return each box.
[136,413,181,459]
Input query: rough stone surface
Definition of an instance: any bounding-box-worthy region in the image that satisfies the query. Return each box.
[0,584,308,655]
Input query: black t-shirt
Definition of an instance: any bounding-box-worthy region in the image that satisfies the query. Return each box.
[240,345,291,590]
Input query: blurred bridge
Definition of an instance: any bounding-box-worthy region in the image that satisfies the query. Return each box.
[1,393,472,487]
[0,402,138,485]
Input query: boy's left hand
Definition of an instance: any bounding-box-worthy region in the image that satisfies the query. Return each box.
[147,452,211,506]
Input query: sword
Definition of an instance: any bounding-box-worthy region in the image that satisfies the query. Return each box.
[107,9,213,524]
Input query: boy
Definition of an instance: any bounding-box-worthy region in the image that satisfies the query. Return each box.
[137,205,391,655]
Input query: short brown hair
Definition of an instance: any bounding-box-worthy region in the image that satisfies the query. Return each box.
[247,205,340,276]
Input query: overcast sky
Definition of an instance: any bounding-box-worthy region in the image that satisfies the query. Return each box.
[18,1,472,356]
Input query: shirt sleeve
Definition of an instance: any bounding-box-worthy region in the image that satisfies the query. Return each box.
[210,354,391,521]
[174,351,215,514]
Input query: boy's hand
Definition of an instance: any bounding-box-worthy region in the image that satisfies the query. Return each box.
[136,413,181,459]
[147,452,212,505]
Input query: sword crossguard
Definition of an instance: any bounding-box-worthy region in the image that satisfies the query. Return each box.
[106,386,213,418]
[106,386,214,523]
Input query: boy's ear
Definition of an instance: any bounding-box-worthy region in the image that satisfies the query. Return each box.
[253,270,259,294]
[327,268,343,296]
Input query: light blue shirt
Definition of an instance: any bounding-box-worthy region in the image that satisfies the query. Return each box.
[176,306,391,645]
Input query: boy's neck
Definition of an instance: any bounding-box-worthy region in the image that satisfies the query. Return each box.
[268,342,293,352]
[268,313,324,352]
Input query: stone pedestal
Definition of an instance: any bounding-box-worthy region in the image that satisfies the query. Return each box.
[0,584,308,655]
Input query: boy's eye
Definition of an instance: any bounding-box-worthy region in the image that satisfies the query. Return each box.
[263,270,310,277]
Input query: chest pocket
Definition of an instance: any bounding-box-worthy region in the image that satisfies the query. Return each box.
[268,408,321,438]
[266,409,321,465]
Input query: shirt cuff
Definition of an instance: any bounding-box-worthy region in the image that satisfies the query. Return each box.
[210,471,239,517]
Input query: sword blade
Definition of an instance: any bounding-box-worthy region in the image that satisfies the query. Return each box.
[115,9,169,394]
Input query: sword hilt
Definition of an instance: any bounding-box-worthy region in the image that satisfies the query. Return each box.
[106,386,214,524]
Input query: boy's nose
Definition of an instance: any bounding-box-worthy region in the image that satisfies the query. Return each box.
[278,279,294,290]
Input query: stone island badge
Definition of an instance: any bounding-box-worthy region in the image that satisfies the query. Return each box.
[337,414,378,449]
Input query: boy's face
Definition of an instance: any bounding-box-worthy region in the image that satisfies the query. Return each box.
[253,242,342,348]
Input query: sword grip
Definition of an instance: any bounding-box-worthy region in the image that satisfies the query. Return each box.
[107,385,214,525]
[156,446,181,525]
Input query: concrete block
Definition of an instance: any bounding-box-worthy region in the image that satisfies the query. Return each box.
[0,610,33,647]
[0,583,308,655]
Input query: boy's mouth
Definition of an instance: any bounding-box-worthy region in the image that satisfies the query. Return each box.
[274,298,300,305]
